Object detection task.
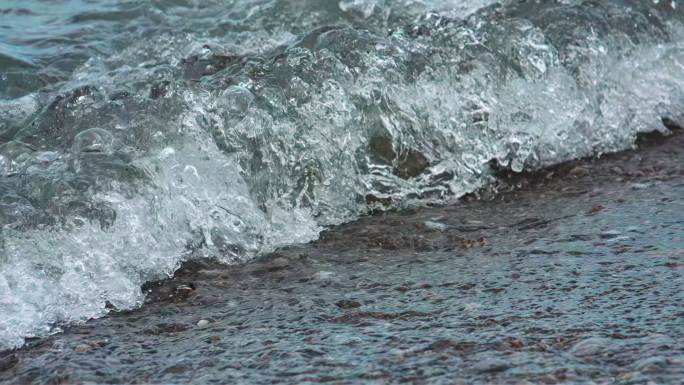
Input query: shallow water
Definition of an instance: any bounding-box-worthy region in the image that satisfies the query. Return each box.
[1,130,682,384]
[1,0,684,350]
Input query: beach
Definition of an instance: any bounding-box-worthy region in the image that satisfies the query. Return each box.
[2,128,682,384]
[2,2,684,383]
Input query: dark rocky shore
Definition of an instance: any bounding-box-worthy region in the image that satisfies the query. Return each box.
[1,129,683,384]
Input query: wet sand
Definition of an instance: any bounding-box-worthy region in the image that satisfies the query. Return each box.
[1,129,683,384]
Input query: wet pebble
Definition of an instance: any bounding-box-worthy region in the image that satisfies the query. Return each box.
[270,257,289,267]
[473,358,510,373]
[569,166,590,177]
[423,221,448,231]
[610,166,624,174]
[588,205,606,214]
[314,271,335,280]
[197,319,211,329]
[173,284,195,302]
[73,344,91,353]
[630,182,650,189]
[335,299,361,309]
[599,229,622,239]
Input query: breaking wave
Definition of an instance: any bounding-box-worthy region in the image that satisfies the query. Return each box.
[1,0,683,349]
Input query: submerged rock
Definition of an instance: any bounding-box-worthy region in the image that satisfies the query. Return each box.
[473,358,510,373]
[196,320,210,329]
[335,299,361,309]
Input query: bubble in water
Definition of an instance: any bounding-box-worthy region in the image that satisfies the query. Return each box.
[217,86,255,118]
[339,0,378,18]
[0,140,35,175]
[71,128,115,155]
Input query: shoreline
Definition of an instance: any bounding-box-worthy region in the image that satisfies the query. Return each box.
[1,128,683,384]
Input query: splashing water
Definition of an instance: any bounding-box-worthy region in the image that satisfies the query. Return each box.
[1,0,683,349]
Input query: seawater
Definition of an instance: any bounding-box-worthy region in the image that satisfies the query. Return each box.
[1,0,683,349]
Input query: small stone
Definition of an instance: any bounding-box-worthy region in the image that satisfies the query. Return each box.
[361,370,390,380]
[447,235,485,249]
[569,166,589,177]
[588,205,606,214]
[335,299,361,309]
[314,271,335,280]
[510,339,524,349]
[599,229,622,239]
[630,182,650,189]
[197,319,211,329]
[424,221,448,231]
[427,340,455,352]
[174,284,195,302]
[93,340,109,347]
[473,358,510,373]
[74,344,91,353]
[208,335,221,343]
[616,371,640,381]
[270,257,289,267]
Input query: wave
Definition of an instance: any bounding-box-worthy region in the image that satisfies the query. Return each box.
[1,0,683,349]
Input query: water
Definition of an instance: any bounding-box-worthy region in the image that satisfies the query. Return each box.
[0,0,683,350]
[2,131,683,384]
